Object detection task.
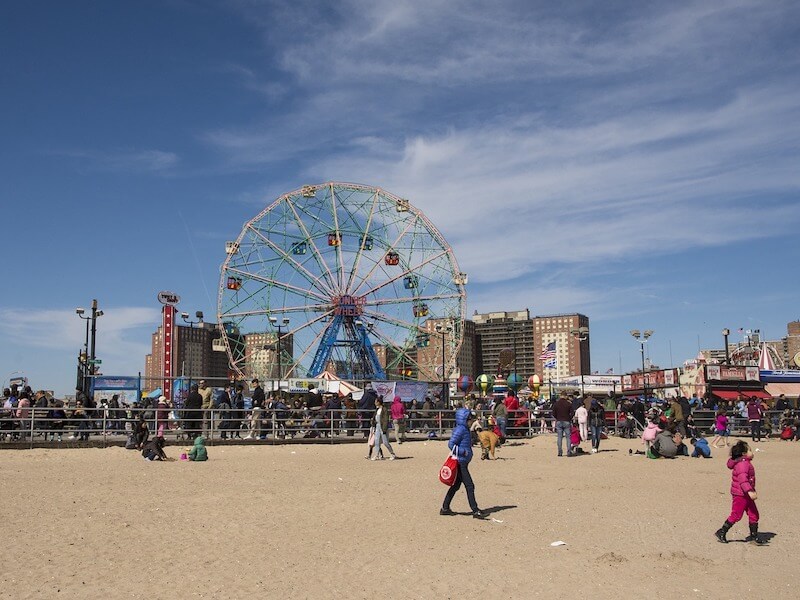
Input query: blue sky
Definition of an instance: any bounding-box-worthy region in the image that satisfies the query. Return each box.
[2,0,799,395]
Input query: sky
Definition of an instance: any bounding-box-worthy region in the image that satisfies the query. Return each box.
[1,0,799,395]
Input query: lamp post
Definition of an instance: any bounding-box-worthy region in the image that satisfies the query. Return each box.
[269,316,290,394]
[630,329,654,400]
[506,324,518,379]
[75,307,91,395]
[435,322,453,406]
[722,328,731,365]
[181,310,204,389]
[570,326,589,396]
[76,300,103,396]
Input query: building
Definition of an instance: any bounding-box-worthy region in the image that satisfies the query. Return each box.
[242,332,294,381]
[472,310,534,378]
[144,321,230,390]
[532,313,590,382]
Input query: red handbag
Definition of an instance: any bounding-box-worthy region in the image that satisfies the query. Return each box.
[439,446,459,486]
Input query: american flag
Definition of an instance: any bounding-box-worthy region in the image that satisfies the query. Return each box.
[544,358,557,369]
[540,341,556,361]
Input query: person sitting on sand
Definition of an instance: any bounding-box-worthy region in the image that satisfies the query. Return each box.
[187,436,208,461]
[142,436,168,461]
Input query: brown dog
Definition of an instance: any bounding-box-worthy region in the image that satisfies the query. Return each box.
[478,430,500,460]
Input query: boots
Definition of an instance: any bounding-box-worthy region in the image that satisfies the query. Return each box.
[745,522,766,545]
[715,520,733,543]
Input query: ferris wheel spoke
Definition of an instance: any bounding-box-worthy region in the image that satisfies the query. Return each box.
[218,302,331,320]
[363,293,462,308]
[344,189,379,294]
[350,214,420,297]
[328,182,346,290]
[282,311,335,376]
[361,309,425,336]
[284,195,339,293]
[358,249,449,298]
[246,225,335,296]
[226,267,329,303]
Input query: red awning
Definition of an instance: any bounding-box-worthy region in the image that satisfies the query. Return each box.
[712,391,741,400]
[712,389,771,400]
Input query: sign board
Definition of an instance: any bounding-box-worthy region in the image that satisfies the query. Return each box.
[759,370,800,383]
[157,291,181,306]
[705,365,760,382]
[288,378,325,393]
[89,359,102,364]
[622,368,681,391]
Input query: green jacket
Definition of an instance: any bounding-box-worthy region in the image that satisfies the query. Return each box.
[188,436,208,461]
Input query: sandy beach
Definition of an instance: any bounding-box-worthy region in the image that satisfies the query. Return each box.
[2,434,797,599]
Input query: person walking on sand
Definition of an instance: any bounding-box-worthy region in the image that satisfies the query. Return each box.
[390,395,406,444]
[552,392,575,457]
[575,402,588,442]
[715,441,766,545]
[710,409,730,449]
[588,399,605,453]
[440,409,488,519]
[371,397,396,460]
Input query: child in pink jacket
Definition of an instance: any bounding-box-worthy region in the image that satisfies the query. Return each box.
[715,440,765,544]
[641,419,661,453]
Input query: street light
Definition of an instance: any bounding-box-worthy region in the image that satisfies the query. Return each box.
[630,329,654,400]
[269,316,290,394]
[75,307,91,395]
[435,321,453,406]
[506,324,518,379]
[722,328,731,365]
[570,326,589,396]
[76,300,103,397]
[181,310,204,389]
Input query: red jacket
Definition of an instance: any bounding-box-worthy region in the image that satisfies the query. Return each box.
[504,395,519,412]
[390,397,405,420]
[728,457,756,497]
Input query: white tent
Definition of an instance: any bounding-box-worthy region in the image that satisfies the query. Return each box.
[317,371,363,399]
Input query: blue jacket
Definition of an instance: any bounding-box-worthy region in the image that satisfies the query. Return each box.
[692,437,711,458]
[448,408,473,464]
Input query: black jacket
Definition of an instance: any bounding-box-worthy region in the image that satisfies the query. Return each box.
[251,386,265,409]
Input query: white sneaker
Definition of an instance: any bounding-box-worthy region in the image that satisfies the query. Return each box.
[591,448,598,454]
[371,456,379,461]
[389,455,396,460]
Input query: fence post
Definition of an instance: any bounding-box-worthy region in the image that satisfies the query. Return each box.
[29,409,35,449]
[209,408,215,446]
[103,408,108,448]
[330,409,334,443]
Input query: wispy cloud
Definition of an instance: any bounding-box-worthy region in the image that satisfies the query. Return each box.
[209,0,800,318]
[0,306,161,372]
[55,148,180,173]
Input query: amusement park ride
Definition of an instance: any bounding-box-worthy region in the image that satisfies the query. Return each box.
[217,182,467,383]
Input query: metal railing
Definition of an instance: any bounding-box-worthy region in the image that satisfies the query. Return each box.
[2,406,789,449]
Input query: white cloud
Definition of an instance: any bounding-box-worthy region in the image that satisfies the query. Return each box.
[55,148,179,173]
[0,306,161,371]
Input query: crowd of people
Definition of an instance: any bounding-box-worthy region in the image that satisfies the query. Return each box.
[4,378,800,450]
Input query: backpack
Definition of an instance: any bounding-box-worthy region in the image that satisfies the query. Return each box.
[780,426,794,440]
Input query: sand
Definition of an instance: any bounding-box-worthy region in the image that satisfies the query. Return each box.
[1,434,797,599]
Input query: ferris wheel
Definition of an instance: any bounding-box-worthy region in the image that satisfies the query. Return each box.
[217,182,467,382]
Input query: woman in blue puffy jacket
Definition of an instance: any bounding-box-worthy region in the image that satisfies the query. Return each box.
[441,408,488,519]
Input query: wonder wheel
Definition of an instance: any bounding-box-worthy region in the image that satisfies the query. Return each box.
[218,182,467,382]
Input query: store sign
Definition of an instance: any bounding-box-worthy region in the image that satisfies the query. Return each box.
[705,365,760,382]
[622,368,680,391]
[157,291,181,305]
